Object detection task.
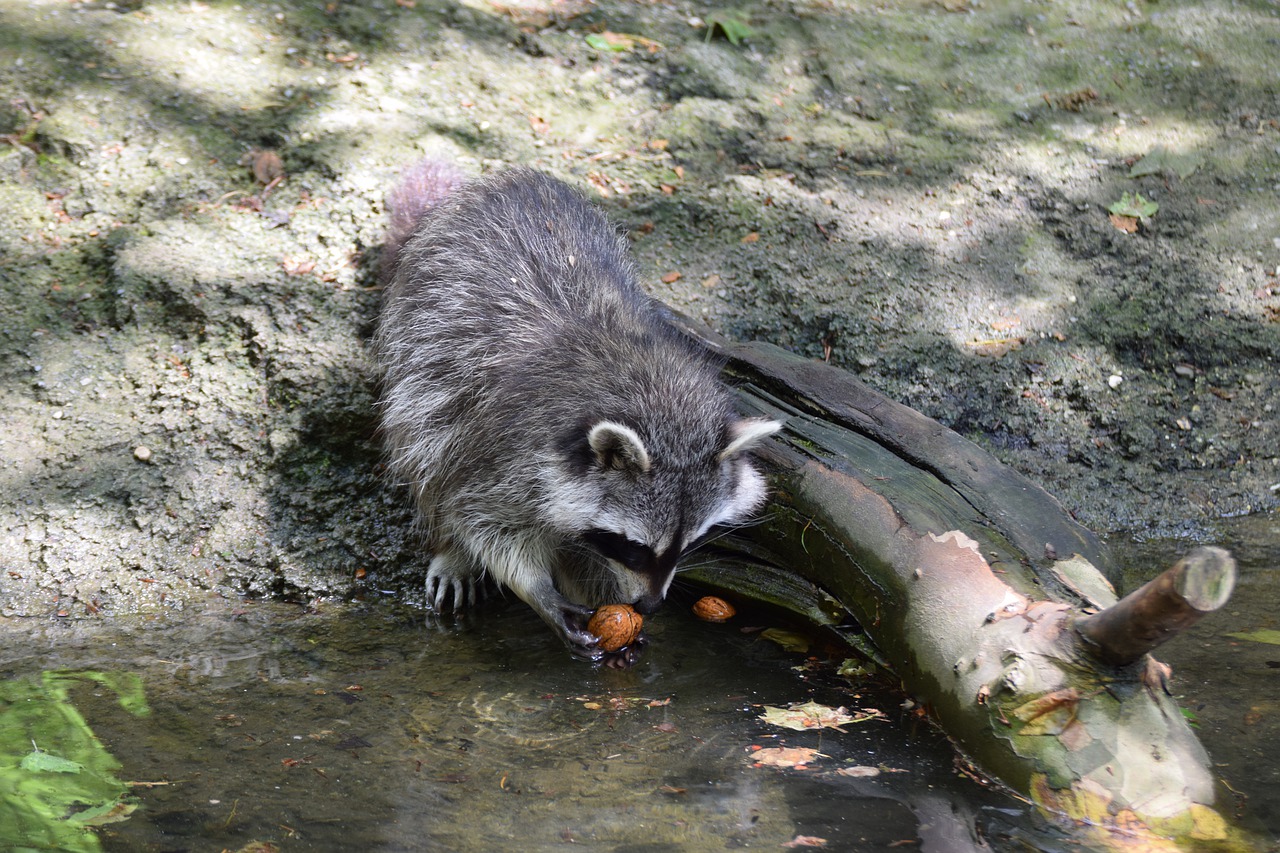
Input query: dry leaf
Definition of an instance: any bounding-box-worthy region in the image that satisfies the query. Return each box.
[1012,688,1080,735]
[758,628,810,653]
[783,835,829,848]
[834,765,881,778]
[1049,87,1099,111]
[586,172,611,196]
[1012,688,1080,722]
[753,746,823,768]
[1108,213,1139,233]
[231,842,280,853]
[967,337,1024,358]
[759,701,873,732]
[246,149,284,184]
[281,257,316,276]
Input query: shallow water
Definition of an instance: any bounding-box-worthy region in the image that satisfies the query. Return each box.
[1,514,1276,852]
[1113,513,1280,844]
[2,596,1024,852]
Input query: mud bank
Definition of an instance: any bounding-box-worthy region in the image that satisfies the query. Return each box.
[0,0,1276,616]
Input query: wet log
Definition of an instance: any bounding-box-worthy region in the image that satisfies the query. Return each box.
[671,317,1249,851]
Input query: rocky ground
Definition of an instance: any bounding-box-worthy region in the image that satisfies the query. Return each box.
[0,0,1277,617]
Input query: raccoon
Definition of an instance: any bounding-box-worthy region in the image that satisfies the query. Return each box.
[374,167,780,663]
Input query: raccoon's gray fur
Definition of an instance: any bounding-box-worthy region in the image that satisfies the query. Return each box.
[374,167,780,662]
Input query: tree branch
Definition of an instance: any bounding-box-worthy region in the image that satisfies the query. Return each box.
[1075,546,1237,666]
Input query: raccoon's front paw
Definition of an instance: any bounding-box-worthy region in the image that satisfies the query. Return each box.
[425,552,483,612]
[602,631,649,669]
[558,602,605,662]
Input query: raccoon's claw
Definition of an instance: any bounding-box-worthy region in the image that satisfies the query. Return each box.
[424,553,483,612]
[427,576,477,611]
[558,602,604,662]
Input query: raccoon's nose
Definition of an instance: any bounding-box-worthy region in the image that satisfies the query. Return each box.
[633,592,665,616]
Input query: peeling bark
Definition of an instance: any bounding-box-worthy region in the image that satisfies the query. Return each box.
[671,318,1253,851]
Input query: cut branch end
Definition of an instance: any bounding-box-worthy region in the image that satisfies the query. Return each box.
[1075,546,1237,667]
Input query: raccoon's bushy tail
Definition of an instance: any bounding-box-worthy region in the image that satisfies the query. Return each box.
[382,159,468,284]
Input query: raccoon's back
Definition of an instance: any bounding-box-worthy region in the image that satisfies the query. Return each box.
[383,169,643,341]
[374,170,684,519]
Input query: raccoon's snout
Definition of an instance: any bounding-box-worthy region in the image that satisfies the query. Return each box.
[632,590,666,616]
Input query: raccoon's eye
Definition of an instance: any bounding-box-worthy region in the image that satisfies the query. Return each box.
[582,529,652,570]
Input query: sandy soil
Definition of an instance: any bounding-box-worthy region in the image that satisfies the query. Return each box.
[0,0,1277,617]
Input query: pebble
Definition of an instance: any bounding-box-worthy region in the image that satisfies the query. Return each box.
[133,445,152,463]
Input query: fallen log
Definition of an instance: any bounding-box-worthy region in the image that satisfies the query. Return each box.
[673,316,1249,850]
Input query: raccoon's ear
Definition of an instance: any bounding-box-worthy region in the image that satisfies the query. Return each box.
[587,421,651,474]
[718,417,782,461]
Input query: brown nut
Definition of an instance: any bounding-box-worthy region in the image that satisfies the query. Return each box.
[587,604,644,652]
[692,595,736,623]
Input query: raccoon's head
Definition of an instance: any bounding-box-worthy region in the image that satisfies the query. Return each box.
[547,416,781,614]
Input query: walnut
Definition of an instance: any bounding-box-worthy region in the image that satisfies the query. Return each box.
[692,595,736,623]
[587,604,644,652]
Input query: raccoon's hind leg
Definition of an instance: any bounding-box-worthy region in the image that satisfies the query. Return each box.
[425,546,485,612]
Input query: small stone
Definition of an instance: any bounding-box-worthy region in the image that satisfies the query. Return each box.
[1107,374,1123,389]
[133,445,152,463]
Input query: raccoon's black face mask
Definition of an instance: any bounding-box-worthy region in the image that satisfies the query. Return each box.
[580,528,683,614]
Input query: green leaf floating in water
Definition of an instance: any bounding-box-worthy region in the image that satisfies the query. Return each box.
[1225,629,1280,646]
[1,670,150,852]
[19,749,85,774]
